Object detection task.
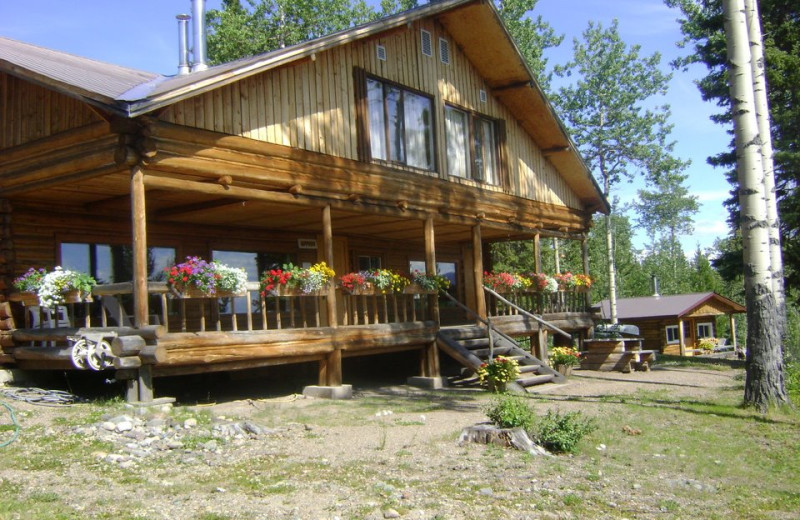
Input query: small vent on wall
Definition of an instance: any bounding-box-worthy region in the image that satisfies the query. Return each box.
[376,44,387,61]
[439,37,450,64]
[421,30,432,57]
[479,89,487,103]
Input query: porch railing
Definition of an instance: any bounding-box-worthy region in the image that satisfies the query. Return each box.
[485,289,591,318]
[12,282,435,337]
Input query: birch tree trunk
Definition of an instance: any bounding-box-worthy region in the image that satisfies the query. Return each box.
[722,0,787,410]
[744,0,785,334]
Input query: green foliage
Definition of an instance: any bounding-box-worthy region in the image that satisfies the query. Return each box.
[484,395,536,430]
[206,0,375,64]
[530,409,596,454]
[668,0,800,300]
[785,362,800,403]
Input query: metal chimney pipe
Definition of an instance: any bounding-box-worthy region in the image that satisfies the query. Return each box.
[190,0,208,72]
[176,14,191,76]
[651,274,660,297]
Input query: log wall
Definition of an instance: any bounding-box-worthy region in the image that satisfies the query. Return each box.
[158,20,581,210]
[0,73,103,149]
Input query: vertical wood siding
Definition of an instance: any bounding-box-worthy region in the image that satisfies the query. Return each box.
[159,21,582,210]
[0,73,103,150]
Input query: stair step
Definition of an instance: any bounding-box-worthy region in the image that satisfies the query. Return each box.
[517,374,555,387]
[439,326,487,341]
[461,338,491,349]
[471,346,512,358]
[518,364,541,373]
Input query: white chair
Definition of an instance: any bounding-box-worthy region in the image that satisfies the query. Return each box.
[26,305,71,347]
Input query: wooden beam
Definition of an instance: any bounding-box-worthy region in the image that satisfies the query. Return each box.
[424,217,439,325]
[322,205,338,329]
[131,165,149,328]
[678,319,686,356]
[155,198,247,218]
[490,80,532,93]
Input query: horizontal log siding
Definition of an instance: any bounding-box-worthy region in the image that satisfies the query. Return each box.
[159,21,582,210]
[0,73,103,150]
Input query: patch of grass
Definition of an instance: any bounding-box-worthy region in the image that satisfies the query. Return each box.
[562,493,583,506]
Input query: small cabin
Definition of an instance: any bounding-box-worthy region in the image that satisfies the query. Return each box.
[596,293,746,356]
[0,0,608,401]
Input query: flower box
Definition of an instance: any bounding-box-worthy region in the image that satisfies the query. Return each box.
[15,292,40,306]
[178,287,245,299]
[62,290,93,304]
[403,284,436,295]
[341,282,378,296]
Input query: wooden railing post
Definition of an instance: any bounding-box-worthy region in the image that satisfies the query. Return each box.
[424,217,439,324]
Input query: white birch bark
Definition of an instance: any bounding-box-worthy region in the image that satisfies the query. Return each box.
[722,0,786,409]
[744,0,785,329]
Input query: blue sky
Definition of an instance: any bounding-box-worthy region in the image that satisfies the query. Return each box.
[0,1,732,254]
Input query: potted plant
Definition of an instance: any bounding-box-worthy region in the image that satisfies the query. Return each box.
[165,256,247,298]
[483,271,529,293]
[12,267,47,305]
[338,271,370,294]
[407,271,450,294]
[366,269,410,294]
[35,267,96,309]
[529,272,559,293]
[261,262,335,296]
[549,346,581,376]
[476,355,521,393]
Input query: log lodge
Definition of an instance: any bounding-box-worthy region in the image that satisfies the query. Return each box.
[0,0,608,402]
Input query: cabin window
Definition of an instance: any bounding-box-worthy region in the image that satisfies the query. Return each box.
[358,255,382,270]
[445,105,498,185]
[366,77,435,171]
[212,250,293,314]
[409,260,457,300]
[696,321,713,339]
[60,242,175,283]
[665,325,680,344]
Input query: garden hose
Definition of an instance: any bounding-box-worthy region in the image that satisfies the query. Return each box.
[0,387,81,406]
[0,401,20,448]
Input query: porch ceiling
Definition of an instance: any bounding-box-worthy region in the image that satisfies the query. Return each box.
[15,170,532,244]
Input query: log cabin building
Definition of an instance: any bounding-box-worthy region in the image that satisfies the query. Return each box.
[0,0,608,401]
[596,293,745,356]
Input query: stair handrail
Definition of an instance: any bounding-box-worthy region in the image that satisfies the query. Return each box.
[482,286,572,339]
[439,290,512,360]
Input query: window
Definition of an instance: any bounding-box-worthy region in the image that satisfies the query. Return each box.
[696,321,713,339]
[212,250,293,314]
[358,255,382,270]
[366,77,434,171]
[60,242,175,283]
[665,325,680,344]
[445,105,498,184]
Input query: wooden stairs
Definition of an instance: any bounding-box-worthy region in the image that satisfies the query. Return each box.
[437,324,566,391]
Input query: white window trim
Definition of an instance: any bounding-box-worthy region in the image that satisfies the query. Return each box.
[696,321,713,339]
[665,325,680,344]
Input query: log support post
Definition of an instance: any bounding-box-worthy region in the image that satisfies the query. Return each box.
[678,318,686,356]
[472,224,487,320]
[729,314,738,351]
[424,217,439,325]
[131,165,149,328]
[138,365,154,402]
[581,237,592,310]
[533,233,542,273]
[553,237,561,273]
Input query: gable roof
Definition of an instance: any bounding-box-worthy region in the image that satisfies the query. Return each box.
[0,0,608,214]
[597,293,746,321]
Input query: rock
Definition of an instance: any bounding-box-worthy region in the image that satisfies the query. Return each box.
[242,421,264,436]
[383,509,401,519]
[115,421,133,433]
[100,421,116,431]
[184,418,198,429]
[119,460,137,470]
[479,487,494,496]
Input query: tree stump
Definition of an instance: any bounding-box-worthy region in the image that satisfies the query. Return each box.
[458,423,549,456]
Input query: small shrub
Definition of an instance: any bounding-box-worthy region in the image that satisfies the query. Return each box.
[786,362,800,402]
[485,395,535,430]
[531,409,596,454]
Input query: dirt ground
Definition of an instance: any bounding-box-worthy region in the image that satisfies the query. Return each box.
[0,366,755,519]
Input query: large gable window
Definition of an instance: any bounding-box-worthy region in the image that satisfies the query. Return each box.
[366,77,434,171]
[444,105,498,185]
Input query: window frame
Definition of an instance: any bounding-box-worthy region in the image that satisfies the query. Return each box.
[696,321,714,339]
[364,74,436,172]
[665,325,680,344]
[444,103,502,186]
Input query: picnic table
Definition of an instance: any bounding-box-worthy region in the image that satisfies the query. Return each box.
[580,337,656,372]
